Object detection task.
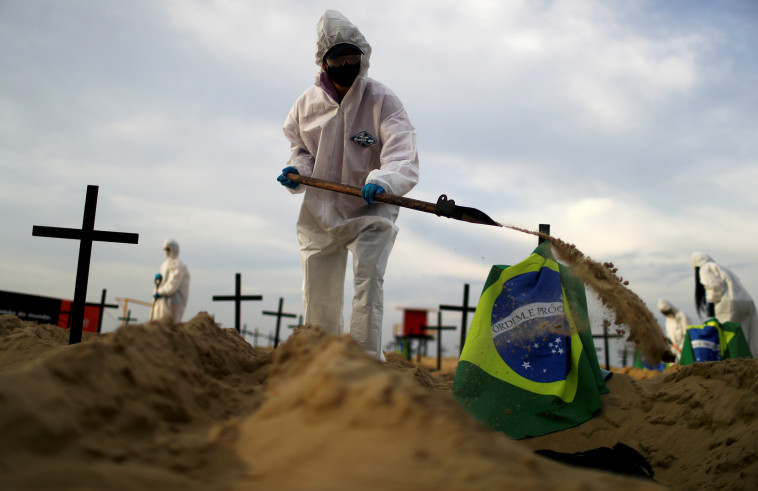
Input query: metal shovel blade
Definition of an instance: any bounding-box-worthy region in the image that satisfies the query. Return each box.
[433,194,501,226]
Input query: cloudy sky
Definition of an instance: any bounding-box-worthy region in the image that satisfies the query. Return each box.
[2,0,756,360]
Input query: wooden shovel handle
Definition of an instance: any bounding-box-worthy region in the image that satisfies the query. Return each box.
[285,173,437,215]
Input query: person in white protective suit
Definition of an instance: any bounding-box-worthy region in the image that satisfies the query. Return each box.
[153,239,191,323]
[277,10,419,360]
[657,299,691,362]
[691,252,758,356]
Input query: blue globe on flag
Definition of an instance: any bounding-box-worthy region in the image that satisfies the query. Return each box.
[491,267,572,383]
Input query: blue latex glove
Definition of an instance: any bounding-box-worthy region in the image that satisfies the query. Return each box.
[153,292,161,299]
[277,166,299,189]
[361,183,384,204]
[155,273,162,284]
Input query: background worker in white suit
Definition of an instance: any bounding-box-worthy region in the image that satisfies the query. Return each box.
[153,239,190,323]
[692,252,757,356]
[658,299,690,362]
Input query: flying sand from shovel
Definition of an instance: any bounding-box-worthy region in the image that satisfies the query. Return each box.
[285,173,675,365]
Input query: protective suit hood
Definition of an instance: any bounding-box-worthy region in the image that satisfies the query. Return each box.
[164,239,180,259]
[315,10,371,75]
[658,299,678,314]
[691,252,712,268]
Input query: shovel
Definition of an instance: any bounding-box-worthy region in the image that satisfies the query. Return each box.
[285,173,501,227]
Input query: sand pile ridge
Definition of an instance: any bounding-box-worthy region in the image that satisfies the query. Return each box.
[0,315,662,490]
[0,313,270,490]
[2,313,756,489]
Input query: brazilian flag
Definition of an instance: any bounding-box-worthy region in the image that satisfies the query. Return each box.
[680,318,752,364]
[452,241,609,439]
[632,350,667,372]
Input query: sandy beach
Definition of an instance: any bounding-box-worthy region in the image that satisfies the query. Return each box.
[1,313,755,490]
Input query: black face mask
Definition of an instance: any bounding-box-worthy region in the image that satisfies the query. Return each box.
[326,62,361,87]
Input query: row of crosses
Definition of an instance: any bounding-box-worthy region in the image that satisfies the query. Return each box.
[238,316,302,348]
[31,185,301,345]
[30,185,481,352]
[32,186,620,368]
[212,272,297,348]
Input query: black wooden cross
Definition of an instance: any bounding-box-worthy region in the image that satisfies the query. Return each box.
[538,223,550,244]
[118,309,138,327]
[241,323,252,338]
[263,297,297,348]
[62,288,118,333]
[288,315,304,330]
[238,324,261,347]
[440,283,477,355]
[252,327,269,347]
[406,333,433,362]
[266,332,277,347]
[212,273,262,333]
[618,344,631,368]
[92,288,118,333]
[252,328,265,347]
[251,329,275,347]
[32,185,139,344]
[592,321,624,369]
[421,311,456,371]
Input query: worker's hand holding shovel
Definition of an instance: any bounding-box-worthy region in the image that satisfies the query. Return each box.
[150,274,163,321]
[277,166,300,189]
[361,183,384,204]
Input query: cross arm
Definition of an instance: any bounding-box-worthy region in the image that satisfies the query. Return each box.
[212,295,263,301]
[439,305,476,312]
[263,311,297,318]
[32,226,138,244]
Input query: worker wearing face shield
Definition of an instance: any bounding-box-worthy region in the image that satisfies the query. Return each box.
[277,10,419,360]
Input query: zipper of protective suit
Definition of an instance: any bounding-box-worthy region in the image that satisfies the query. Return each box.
[325,99,344,225]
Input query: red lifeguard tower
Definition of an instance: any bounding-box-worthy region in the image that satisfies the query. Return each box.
[394,307,435,360]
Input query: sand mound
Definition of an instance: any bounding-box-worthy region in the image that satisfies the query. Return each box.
[1,313,755,489]
[0,313,270,490]
[231,326,661,489]
[523,359,758,490]
[613,365,676,381]
[0,314,99,373]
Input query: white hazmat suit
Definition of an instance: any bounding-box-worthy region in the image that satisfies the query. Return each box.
[657,299,690,362]
[154,239,191,323]
[282,10,419,359]
[691,252,758,356]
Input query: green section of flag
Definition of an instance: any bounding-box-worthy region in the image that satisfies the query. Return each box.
[452,241,608,440]
[680,318,753,365]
